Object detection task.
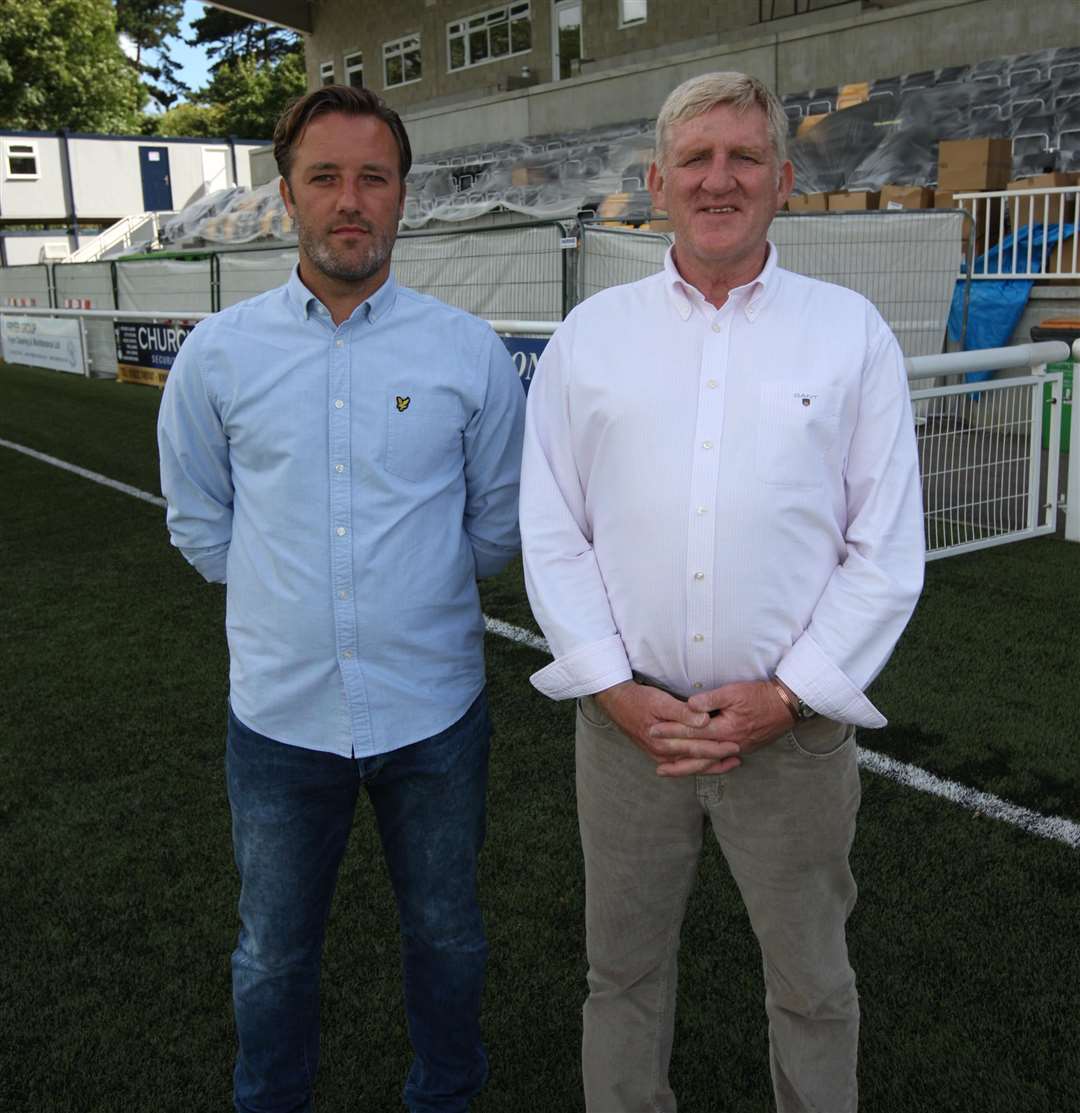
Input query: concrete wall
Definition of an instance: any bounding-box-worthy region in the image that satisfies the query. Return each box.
[371,0,1077,156]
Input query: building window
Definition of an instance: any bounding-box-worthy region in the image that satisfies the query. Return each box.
[619,0,647,27]
[384,34,422,87]
[5,141,39,179]
[448,3,531,71]
[344,50,364,88]
[320,60,335,85]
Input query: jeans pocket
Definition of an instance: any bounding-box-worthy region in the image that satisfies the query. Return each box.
[577,694,617,731]
[788,718,854,759]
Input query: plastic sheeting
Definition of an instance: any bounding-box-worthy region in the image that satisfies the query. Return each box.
[161,181,295,247]
[117,258,213,312]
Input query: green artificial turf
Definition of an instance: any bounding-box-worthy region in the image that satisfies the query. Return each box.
[2,362,1079,1112]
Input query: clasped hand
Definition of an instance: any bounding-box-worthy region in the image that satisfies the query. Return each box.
[594,679,794,778]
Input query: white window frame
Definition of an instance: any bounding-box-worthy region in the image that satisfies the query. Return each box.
[319,60,335,85]
[383,34,423,88]
[344,49,364,88]
[5,141,39,180]
[618,0,647,28]
[447,3,532,72]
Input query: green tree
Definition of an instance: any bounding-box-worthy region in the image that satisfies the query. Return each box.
[199,52,306,139]
[188,6,300,71]
[0,0,146,131]
[148,100,226,138]
[115,0,188,110]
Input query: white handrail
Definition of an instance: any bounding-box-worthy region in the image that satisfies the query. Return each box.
[904,341,1070,379]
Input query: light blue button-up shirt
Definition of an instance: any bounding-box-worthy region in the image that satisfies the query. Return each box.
[158,268,525,757]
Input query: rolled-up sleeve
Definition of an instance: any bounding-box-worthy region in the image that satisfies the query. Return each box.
[462,329,526,579]
[156,327,234,584]
[775,321,925,728]
[519,319,633,700]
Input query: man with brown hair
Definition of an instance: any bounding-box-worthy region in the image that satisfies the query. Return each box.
[158,86,524,1113]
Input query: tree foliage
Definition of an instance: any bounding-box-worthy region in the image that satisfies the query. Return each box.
[0,0,145,132]
[115,0,188,110]
[148,101,226,138]
[199,52,306,138]
[188,7,301,70]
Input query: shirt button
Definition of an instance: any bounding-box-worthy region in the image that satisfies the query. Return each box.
[343,649,353,658]
[693,633,705,642]
[696,506,707,515]
[334,399,344,409]
[335,463,345,473]
[336,526,346,537]
[693,682,703,689]
[339,590,348,600]
[702,440,713,450]
[711,321,722,332]
[335,339,343,348]
[694,571,705,580]
[706,379,718,389]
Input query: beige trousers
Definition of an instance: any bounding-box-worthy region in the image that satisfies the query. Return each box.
[575,693,862,1113]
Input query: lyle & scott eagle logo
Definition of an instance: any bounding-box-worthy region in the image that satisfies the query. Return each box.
[396,396,411,412]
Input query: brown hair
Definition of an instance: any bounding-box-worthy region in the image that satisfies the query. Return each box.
[273,85,413,184]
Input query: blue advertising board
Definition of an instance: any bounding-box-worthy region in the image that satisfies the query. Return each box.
[500,335,548,393]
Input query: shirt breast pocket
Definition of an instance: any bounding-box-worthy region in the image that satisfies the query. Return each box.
[756,380,839,488]
[384,391,464,482]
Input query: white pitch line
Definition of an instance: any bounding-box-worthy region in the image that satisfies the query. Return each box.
[487,618,1080,851]
[0,437,166,508]
[9,434,1076,851]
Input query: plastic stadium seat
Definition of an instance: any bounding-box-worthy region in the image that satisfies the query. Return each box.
[935,64,971,87]
[1011,113,1056,177]
[1058,107,1080,171]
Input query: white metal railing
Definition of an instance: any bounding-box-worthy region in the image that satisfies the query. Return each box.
[906,341,1074,555]
[953,186,1079,278]
[64,213,167,264]
[2,310,1076,551]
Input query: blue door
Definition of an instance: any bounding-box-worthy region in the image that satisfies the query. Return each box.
[139,146,173,211]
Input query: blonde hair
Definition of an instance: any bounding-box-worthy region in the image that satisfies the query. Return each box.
[655,72,788,170]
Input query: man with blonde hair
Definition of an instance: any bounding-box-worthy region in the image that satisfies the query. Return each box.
[520,71,924,1112]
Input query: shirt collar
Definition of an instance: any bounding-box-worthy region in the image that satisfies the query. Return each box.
[663,242,778,322]
[286,264,398,325]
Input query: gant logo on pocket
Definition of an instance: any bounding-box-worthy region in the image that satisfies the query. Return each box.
[794,392,817,408]
[396,395,411,412]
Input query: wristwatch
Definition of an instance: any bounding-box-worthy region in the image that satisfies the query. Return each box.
[771,679,817,722]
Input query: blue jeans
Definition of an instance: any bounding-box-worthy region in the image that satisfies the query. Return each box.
[226,690,492,1113]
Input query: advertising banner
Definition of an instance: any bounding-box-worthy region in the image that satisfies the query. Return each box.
[501,335,548,394]
[1,314,84,375]
[113,320,196,386]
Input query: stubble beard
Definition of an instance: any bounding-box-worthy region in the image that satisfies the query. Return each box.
[296,214,395,285]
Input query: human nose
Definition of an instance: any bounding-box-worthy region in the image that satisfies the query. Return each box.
[700,153,735,195]
[336,177,363,212]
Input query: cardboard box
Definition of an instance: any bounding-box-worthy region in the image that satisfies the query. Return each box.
[836,81,870,110]
[1005,172,1080,192]
[787,192,829,212]
[510,165,553,186]
[797,114,828,137]
[879,185,933,210]
[827,191,880,211]
[936,138,1013,191]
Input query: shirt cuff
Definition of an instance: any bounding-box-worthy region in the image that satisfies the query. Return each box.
[775,631,886,729]
[179,542,229,584]
[529,634,633,701]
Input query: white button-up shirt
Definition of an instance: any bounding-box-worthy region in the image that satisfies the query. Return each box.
[520,246,924,728]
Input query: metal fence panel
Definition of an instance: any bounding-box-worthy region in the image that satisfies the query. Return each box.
[770,210,966,358]
[116,258,213,312]
[580,226,670,301]
[219,248,297,308]
[392,223,564,321]
[53,262,115,310]
[912,373,1060,559]
[0,264,52,308]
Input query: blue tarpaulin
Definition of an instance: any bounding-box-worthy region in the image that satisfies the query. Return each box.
[948,222,1075,381]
